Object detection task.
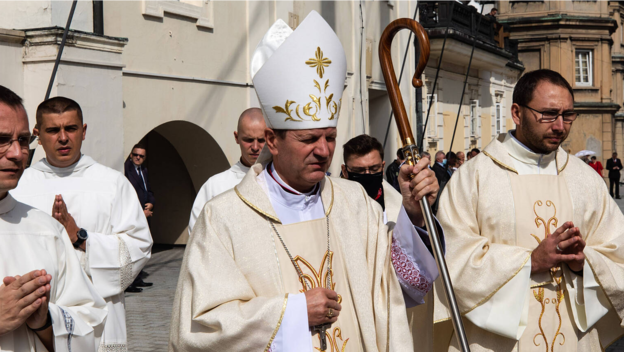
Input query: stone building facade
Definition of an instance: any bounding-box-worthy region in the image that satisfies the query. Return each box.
[0,1,527,244]
[498,1,622,178]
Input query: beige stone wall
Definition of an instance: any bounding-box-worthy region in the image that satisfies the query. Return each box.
[499,0,619,176]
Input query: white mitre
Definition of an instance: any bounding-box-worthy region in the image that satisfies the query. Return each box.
[251,11,347,130]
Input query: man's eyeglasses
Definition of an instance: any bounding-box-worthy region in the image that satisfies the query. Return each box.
[132,153,146,159]
[345,163,383,174]
[0,136,30,154]
[520,104,577,123]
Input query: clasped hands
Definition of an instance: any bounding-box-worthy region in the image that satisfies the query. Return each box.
[52,195,85,250]
[531,221,585,274]
[144,203,154,218]
[0,269,52,336]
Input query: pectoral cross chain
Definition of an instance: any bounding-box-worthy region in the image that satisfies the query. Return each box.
[312,323,331,351]
[269,216,333,352]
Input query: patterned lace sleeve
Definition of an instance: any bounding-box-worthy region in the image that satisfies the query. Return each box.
[390,206,441,306]
[391,236,433,305]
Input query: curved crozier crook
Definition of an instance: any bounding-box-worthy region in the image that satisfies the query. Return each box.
[379,18,430,144]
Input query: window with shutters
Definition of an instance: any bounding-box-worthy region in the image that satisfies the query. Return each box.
[470,100,479,136]
[495,102,503,134]
[425,94,438,138]
[575,50,592,86]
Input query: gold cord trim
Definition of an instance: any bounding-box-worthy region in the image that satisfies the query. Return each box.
[324,177,334,217]
[433,253,532,324]
[234,186,281,224]
[557,152,569,174]
[386,277,391,352]
[482,150,518,174]
[264,294,289,352]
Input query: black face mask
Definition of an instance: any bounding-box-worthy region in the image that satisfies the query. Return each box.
[346,171,385,210]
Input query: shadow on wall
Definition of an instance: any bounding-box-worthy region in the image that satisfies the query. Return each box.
[136,121,229,245]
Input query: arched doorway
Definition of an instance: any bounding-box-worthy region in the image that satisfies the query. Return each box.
[135,121,229,245]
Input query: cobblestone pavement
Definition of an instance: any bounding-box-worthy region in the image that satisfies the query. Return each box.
[125,197,624,351]
[126,246,185,351]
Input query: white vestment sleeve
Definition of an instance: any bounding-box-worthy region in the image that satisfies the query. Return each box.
[465,258,531,340]
[391,206,440,307]
[269,293,313,352]
[87,176,152,298]
[563,261,610,332]
[48,230,108,352]
[189,183,211,235]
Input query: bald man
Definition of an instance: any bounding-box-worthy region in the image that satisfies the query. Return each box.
[188,108,266,234]
[456,151,465,167]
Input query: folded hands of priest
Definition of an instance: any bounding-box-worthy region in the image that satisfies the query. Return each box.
[530,221,586,274]
[397,158,440,228]
[51,194,83,250]
[0,269,52,335]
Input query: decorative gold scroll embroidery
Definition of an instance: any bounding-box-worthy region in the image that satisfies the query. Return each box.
[306,47,332,79]
[295,251,349,352]
[532,287,548,352]
[293,251,341,303]
[315,327,349,352]
[530,200,566,352]
[272,48,341,122]
[314,80,322,94]
[273,100,299,122]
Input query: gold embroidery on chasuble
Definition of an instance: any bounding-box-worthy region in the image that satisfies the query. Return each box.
[272,219,361,352]
[530,200,566,352]
[509,174,578,352]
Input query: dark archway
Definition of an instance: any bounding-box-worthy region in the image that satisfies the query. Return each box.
[137,121,229,245]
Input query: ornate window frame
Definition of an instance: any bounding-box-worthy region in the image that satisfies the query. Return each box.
[142,1,214,29]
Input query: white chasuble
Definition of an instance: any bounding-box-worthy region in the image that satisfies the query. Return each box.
[169,162,440,352]
[0,194,107,352]
[434,134,624,352]
[271,219,362,351]
[11,156,153,350]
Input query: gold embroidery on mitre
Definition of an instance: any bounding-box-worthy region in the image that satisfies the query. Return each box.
[272,47,341,122]
[530,200,566,352]
[306,47,332,79]
[273,100,300,122]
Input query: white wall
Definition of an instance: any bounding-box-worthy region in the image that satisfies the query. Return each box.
[0,1,93,32]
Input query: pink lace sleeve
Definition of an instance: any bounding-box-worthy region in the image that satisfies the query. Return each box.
[391,236,433,303]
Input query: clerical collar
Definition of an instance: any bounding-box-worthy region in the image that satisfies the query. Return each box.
[258,162,324,224]
[33,154,96,174]
[232,160,251,175]
[503,131,557,174]
[266,162,320,196]
[0,193,17,215]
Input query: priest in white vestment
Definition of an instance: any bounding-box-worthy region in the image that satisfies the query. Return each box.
[0,85,107,352]
[170,11,442,351]
[188,108,266,234]
[434,70,624,352]
[12,97,153,351]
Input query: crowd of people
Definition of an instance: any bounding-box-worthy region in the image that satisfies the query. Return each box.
[1,9,623,352]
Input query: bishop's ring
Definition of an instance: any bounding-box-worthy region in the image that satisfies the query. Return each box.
[327,308,334,318]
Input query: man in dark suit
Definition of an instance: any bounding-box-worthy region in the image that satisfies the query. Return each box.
[431,150,450,186]
[124,144,155,292]
[606,152,623,199]
[125,144,156,217]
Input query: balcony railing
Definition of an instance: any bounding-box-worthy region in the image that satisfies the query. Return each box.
[418,1,519,59]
